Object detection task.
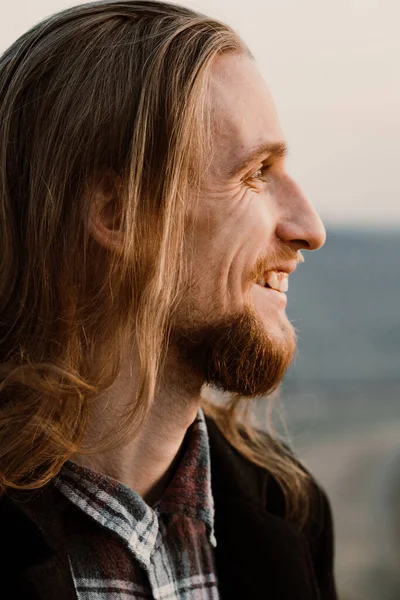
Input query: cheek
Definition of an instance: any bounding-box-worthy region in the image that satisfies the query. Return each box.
[196,188,275,270]
[185,187,276,308]
[221,189,276,249]
[197,186,256,242]
[192,188,255,287]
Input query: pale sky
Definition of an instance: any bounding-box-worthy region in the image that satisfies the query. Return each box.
[1,0,399,227]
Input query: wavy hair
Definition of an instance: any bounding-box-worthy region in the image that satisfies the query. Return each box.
[0,0,310,524]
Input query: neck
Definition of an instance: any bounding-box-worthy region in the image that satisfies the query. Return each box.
[72,356,202,505]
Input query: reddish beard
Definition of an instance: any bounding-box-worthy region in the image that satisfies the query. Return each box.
[171,304,296,398]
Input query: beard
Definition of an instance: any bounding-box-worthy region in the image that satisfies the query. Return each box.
[170,302,296,398]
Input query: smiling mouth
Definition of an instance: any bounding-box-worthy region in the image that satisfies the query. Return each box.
[255,270,289,293]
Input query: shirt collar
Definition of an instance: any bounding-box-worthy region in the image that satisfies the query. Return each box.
[56,459,159,570]
[56,408,216,567]
[157,408,216,546]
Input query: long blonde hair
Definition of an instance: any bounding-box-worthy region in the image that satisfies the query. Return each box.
[0,0,310,524]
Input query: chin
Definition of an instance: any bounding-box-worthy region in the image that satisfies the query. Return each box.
[264,313,295,347]
[173,304,296,399]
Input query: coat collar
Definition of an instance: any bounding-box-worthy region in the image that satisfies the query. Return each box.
[2,486,77,600]
[205,416,320,600]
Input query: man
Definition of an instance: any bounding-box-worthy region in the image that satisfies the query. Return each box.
[0,1,336,599]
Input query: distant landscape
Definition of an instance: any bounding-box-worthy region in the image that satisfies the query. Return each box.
[281,229,400,600]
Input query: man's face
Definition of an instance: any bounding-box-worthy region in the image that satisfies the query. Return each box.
[170,53,326,398]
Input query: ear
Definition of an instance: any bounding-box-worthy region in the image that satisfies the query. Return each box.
[87,170,125,252]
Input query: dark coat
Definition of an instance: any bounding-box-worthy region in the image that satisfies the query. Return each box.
[0,417,337,600]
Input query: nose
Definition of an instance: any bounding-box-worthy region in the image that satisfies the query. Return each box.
[275,177,326,252]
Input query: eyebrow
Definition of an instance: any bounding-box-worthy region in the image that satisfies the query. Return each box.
[227,141,288,179]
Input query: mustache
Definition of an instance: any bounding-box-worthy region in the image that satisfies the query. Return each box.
[253,247,304,280]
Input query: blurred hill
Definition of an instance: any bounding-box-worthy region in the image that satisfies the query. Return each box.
[205,228,400,598]
[280,229,400,600]
[286,228,400,382]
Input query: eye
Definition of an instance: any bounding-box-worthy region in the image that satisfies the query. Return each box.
[248,164,271,182]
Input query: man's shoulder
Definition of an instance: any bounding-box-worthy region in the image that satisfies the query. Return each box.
[0,483,68,559]
[0,487,78,599]
[205,415,337,599]
[205,413,334,536]
[205,414,279,506]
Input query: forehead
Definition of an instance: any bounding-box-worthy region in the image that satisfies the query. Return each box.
[208,54,284,174]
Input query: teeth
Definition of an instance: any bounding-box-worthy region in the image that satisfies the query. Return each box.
[258,276,266,287]
[257,271,289,292]
[267,271,289,292]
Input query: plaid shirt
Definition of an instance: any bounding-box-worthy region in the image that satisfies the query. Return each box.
[55,410,219,600]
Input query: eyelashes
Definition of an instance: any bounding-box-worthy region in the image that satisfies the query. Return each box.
[247,163,272,184]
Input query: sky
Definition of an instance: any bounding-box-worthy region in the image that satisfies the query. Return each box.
[1,0,399,227]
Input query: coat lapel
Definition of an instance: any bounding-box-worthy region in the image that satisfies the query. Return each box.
[206,416,319,600]
[2,487,77,600]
